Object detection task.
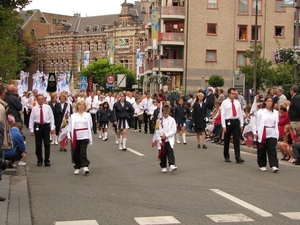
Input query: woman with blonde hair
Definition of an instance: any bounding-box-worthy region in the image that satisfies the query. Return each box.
[68,99,92,175]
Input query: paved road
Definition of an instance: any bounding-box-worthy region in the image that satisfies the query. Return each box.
[24,129,300,225]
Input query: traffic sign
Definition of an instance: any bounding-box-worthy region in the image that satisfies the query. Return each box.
[80,77,87,83]
[80,83,87,90]
[106,84,115,88]
[106,75,115,84]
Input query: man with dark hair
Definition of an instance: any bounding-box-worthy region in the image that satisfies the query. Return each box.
[0,85,13,202]
[221,87,244,163]
[289,85,300,130]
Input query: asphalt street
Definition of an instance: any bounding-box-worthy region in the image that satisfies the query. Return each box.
[23,129,300,225]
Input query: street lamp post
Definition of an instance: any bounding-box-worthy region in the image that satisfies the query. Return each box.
[158,0,162,91]
[252,0,258,96]
[294,1,299,85]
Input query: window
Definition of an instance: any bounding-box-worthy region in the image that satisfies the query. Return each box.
[60,59,64,71]
[39,17,46,23]
[78,42,82,52]
[94,41,98,51]
[50,60,54,70]
[251,25,261,41]
[206,50,217,62]
[66,42,69,52]
[251,0,262,15]
[86,42,90,51]
[207,0,217,8]
[102,41,106,51]
[50,43,54,53]
[55,43,59,52]
[238,0,248,14]
[41,44,45,53]
[61,43,64,52]
[66,59,69,72]
[275,26,284,37]
[37,45,41,54]
[275,0,285,11]
[30,29,35,36]
[207,23,217,35]
[237,51,246,67]
[41,60,45,72]
[238,25,248,40]
[55,59,58,71]
[119,59,129,68]
[52,19,57,24]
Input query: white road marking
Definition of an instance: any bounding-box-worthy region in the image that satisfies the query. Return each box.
[134,216,180,225]
[210,189,273,218]
[280,212,300,220]
[127,148,145,156]
[55,220,99,225]
[206,213,254,223]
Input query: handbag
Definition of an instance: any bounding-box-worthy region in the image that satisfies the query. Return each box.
[138,114,144,121]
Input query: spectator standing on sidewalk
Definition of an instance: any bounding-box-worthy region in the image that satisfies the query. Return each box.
[205,87,215,118]
[277,88,287,106]
[288,85,300,130]
[4,84,23,123]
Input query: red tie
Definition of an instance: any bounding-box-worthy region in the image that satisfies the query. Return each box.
[40,105,44,125]
[231,100,237,117]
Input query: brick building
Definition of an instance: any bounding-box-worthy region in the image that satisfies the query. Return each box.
[20,1,144,88]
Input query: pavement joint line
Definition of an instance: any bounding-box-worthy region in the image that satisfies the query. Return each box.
[126,148,145,156]
[210,189,273,218]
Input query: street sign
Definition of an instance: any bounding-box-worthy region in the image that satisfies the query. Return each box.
[106,84,115,88]
[80,83,87,90]
[106,75,115,84]
[80,77,87,83]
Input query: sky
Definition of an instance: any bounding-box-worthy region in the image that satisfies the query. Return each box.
[23,0,137,16]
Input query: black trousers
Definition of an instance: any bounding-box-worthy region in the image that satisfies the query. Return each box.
[90,113,97,134]
[143,112,151,132]
[24,109,30,128]
[73,139,90,169]
[134,117,142,130]
[223,119,241,160]
[160,142,175,168]
[257,138,278,168]
[34,123,51,163]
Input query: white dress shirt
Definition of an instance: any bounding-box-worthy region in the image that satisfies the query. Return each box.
[29,104,55,132]
[140,98,153,111]
[105,96,115,110]
[85,96,98,111]
[158,115,177,148]
[255,108,279,142]
[221,98,244,128]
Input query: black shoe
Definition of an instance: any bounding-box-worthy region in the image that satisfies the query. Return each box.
[0,196,6,201]
[59,148,63,151]
[45,162,51,167]
[295,159,300,165]
[123,148,127,151]
[37,162,42,166]
[225,158,231,163]
[139,129,141,132]
[63,148,67,152]
[203,145,207,149]
[144,131,147,134]
[236,158,245,163]
[197,144,201,148]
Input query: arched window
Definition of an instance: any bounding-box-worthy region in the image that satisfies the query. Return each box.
[60,59,64,71]
[41,60,45,72]
[50,59,54,70]
[30,29,35,36]
[94,41,98,51]
[66,59,69,71]
[61,43,64,52]
[50,43,54,53]
[37,44,41,54]
[119,58,129,69]
[55,59,59,71]
[66,42,69,52]
[86,41,90,51]
[55,43,59,52]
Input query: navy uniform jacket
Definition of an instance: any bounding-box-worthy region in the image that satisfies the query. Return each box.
[96,108,115,123]
[113,100,134,119]
[174,104,191,124]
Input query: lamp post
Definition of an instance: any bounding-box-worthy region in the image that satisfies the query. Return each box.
[252,0,258,96]
[294,1,299,85]
[158,0,162,91]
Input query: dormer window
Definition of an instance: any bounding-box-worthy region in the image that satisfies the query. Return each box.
[85,25,91,33]
[40,17,46,23]
[92,25,99,32]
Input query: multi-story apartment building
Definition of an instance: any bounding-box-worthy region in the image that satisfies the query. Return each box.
[20,1,144,88]
[141,0,295,94]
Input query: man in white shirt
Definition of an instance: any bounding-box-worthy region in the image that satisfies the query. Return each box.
[140,92,153,134]
[86,91,98,134]
[105,92,115,110]
[29,94,55,167]
[126,92,135,128]
[277,88,287,106]
[221,88,244,164]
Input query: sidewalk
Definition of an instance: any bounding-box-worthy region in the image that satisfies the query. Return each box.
[0,166,32,225]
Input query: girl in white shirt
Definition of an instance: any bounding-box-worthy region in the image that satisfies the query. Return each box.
[68,99,93,175]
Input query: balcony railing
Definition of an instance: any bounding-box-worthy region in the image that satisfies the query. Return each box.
[154,59,184,69]
[161,6,185,16]
[160,33,184,42]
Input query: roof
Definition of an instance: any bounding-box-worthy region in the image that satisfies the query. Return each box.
[19,10,38,28]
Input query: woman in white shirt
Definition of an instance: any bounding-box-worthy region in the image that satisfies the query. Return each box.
[68,99,93,175]
[254,96,279,173]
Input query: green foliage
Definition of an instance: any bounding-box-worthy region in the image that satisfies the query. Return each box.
[80,58,137,90]
[0,1,33,82]
[208,74,224,87]
[239,44,294,91]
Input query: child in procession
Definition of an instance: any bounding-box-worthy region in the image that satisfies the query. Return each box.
[96,102,115,141]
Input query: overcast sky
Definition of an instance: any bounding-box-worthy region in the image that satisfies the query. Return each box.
[24,0,136,16]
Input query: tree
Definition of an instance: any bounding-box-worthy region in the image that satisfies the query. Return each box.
[80,58,137,90]
[0,1,33,82]
[208,74,224,87]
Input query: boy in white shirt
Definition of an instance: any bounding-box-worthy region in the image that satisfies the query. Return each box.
[157,105,177,173]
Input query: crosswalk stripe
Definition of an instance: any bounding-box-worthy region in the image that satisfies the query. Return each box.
[134,216,180,225]
[127,148,145,156]
[206,213,254,223]
[280,212,300,220]
[210,189,273,217]
[55,220,99,225]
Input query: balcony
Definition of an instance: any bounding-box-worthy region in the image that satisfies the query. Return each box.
[153,59,184,72]
[159,33,184,45]
[161,6,185,19]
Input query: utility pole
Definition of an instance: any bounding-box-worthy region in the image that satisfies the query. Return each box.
[252,0,258,96]
[295,0,299,85]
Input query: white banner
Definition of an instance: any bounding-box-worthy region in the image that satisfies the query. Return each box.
[84,51,90,68]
